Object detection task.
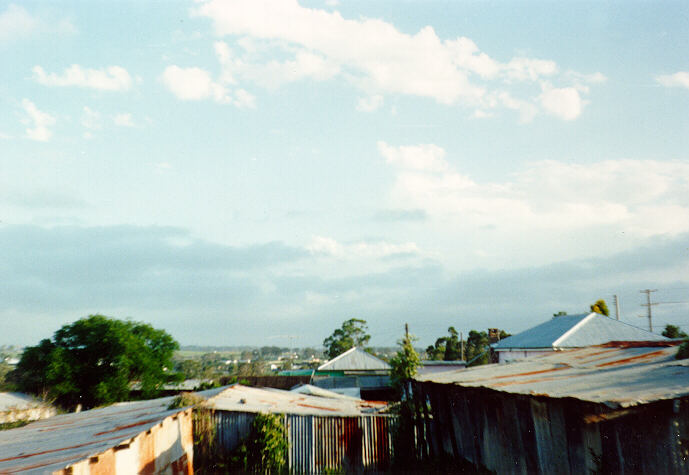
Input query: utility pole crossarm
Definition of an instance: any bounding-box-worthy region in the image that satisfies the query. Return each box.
[640,289,658,332]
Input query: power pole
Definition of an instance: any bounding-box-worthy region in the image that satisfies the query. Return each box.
[460,331,465,362]
[405,323,409,340]
[613,294,620,320]
[640,289,658,332]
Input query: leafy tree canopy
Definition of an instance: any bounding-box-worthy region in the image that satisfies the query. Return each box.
[662,324,688,339]
[590,299,610,316]
[323,318,371,359]
[10,315,180,409]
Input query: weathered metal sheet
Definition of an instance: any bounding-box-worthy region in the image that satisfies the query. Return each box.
[412,379,689,474]
[203,384,387,416]
[0,396,194,474]
[416,342,689,407]
[211,410,395,473]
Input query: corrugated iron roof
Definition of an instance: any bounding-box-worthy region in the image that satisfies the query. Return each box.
[415,341,689,408]
[0,396,186,473]
[494,313,667,350]
[317,347,390,371]
[202,384,387,416]
[0,392,45,412]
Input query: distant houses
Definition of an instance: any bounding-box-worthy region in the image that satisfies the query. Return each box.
[492,312,668,363]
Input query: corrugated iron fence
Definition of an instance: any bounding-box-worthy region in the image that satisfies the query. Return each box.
[210,411,396,473]
[410,380,689,474]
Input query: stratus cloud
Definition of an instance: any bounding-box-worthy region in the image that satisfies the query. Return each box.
[32,65,132,91]
[656,72,689,90]
[193,0,602,120]
[308,236,421,260]
[21,99,55,142]
[381,141,689,238]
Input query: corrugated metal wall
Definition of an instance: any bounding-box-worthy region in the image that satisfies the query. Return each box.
[211,410,396,473]
[411,381,689,474]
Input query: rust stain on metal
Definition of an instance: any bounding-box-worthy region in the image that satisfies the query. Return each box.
[583,408,633,424]
[601,341,679,348]
[596,350,667,368]
[492,364,571,380]
[296,403,339,412]
[93,417,159,436]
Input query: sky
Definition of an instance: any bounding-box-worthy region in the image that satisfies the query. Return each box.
[1,0,688,348]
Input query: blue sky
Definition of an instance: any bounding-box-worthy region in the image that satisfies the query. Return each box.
[1,0,688,347]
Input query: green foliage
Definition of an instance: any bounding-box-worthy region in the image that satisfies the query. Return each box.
[0,420,30,431]
[663,324,688,339]
[230,413,288,473]
[168,392,205,410]
[323,318,371,359]
[590,299,610,316]
[553,311,568,316]
[677,341,689,360]
[10,315,180,409]
[389,331,420,397]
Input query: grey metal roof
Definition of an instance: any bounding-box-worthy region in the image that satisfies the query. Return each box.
[0,392,45,412]
[0,396,187,474]
[416,341,689,408]
[317,347,391,371]
[494,313,667,350]
[202,384,388,416]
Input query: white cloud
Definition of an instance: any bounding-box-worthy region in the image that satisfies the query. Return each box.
[378,141,448,172]
[193,0,602,120]
[0,4,75,43]
[539,85,584,121]
[32,65,132,91]
[308,236,421,259]
[656,71,689,90]
[161,65,229,102]
[0,4,37,42]
[81,106,101,130]
[113,113,135,127]
[21,99,55,142]
[382,142,689,238]
[356,94,383,112]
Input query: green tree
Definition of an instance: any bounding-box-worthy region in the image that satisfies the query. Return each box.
[389,329,420,397]
[662,324,688,339]
[590,299,610,316]
[10,315,180,409]
[425,337,447,361]
[323,318,371,359]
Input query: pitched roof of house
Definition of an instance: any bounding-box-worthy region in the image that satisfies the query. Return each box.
[493,312,668,350]
[317,347,390,371]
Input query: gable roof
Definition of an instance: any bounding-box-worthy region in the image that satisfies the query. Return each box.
[494,312,668,350]
[318,347,390,371]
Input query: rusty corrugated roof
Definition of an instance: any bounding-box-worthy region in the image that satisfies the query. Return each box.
[0,396,186,473]
[415,341,689,408]
[203,384,388,416]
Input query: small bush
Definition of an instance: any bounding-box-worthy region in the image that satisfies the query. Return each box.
[677,341,689,360]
